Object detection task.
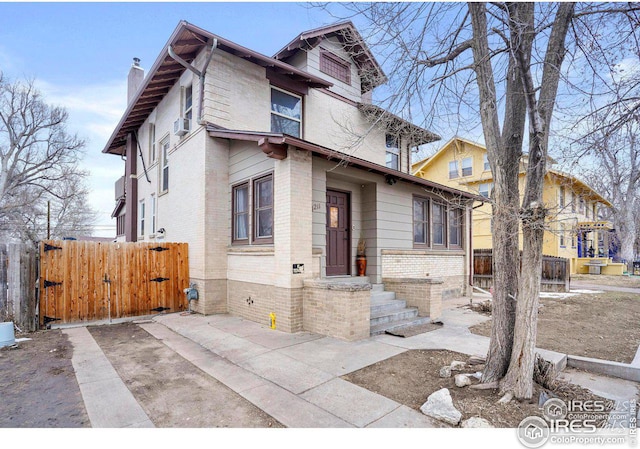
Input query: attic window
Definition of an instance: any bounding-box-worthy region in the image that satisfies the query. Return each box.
[320,50,351,85]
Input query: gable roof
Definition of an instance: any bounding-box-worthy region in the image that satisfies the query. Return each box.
[412,136,484,176]
[357,103,440,146]
[273,20,387,93]
[103,21,333,155]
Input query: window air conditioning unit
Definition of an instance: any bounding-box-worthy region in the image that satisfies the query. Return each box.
[174,118,190,136]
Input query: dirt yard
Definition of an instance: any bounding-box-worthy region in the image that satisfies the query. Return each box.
[572,274,640,289]
[0,330,89,427]
[88,322,283,428]
[342,349,613,428]
[470,291,640,363]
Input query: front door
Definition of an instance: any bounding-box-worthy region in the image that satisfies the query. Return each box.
[326,190,350,276]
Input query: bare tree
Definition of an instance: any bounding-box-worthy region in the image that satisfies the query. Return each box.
[575,120,640,266]
[322,2,640,399]
[0,74,94,244]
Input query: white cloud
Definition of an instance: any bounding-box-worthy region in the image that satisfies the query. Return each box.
[35,78,128,237]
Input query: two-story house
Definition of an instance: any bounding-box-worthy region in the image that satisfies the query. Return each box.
[412,136,624,275]
[104,21,481,340]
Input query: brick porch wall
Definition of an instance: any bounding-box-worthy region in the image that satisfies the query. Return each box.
[303,280,371,341]
[381,277,444,321]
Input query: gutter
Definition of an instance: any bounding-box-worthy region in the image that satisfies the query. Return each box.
[168,38,218,125]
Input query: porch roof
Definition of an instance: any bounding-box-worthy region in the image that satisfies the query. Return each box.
[206,124,485,202]
[576,221,614,231]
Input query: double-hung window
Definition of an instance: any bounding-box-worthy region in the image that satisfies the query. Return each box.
[150,194,156,235]
[184,85,193,122]
[271,87,302,138]
[149,123,156,163]
[139,200,145,238]
[461,157,473,177]
[432,203,447,246]
[559,223,566,247]
[449,161,459,179]
[160,137,170,193]
[254,175,274,243]
[559,186,565,208]
[233,184,249,242]
[232,174,274,245]
[449,208,463,247]
[483,154,490,171]
[413,197,429,246]
[385,134,400,170]
[479,182,493,199]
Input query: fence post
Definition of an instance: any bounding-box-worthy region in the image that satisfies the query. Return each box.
[2,243,38,332]
[0,244,7,321]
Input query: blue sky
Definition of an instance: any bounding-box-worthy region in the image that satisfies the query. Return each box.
[0,2,346,237]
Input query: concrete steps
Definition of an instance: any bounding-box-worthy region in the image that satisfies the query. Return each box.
[369,284,431,336]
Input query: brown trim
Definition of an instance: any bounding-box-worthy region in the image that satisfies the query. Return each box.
[319,49,351,85]
[326,188,351,276]
[412,195,430,249]
[252,173,274,245]
[231,181,250,245]
[318,88,358,106]
[447,206,464,249]
[267,69,309,97]
[431,201,447,248]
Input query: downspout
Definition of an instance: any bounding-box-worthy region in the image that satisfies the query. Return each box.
[168,38,217,125]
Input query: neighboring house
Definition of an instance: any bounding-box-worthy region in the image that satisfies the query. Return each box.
[103,21,481,340]
[412,136,623,275]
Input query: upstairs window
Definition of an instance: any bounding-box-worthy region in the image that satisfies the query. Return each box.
[461,157,473,176]
[184,85,193,122]
[571,191,576,213]
[139,200,145,238]
[559,186,565,208]
[149,123,156,163]
[271,87,302,138]
[320,50,351,84]
[160,137,170,193]
[479,182,493,198]
[449,161,459,179]
[150,194,156,235]
[559,223,566,247]
[385,134,400,170]
[483,154,491,171]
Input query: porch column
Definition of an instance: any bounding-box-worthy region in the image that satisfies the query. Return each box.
[273,148,313,331]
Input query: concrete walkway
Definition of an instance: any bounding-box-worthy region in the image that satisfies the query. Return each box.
[570,280,640,294]
[63,327,154,428]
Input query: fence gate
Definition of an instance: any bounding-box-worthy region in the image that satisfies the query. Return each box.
[39,240,189,326]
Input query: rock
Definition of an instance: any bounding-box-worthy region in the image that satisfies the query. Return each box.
[454,374,472,387]
[461,417,493,428]
[420,388,462,426]
[439,366,452,378]
[450,360,466,371]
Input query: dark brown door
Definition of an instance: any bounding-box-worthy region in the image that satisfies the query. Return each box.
[326,190,350,276]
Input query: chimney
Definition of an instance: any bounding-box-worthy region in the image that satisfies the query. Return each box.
[127,57,144,104]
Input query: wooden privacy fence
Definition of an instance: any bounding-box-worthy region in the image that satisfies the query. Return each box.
[473,249,570,293]
[0,243,38,332]
[39,240,189,326]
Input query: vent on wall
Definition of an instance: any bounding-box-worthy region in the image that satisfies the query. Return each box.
[174,118,190,136]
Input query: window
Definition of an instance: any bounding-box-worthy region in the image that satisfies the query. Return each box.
[571,191,576,213]
[585,201,590,219]
[116,215,125,237]
[150,194,156,235]
[160,137,169,193]
[320,50,351,84]
[449,208,463,247]
[479,182,493,198]
[184,85,193,122]
[413,197,429,246]
[254,174,273,243]
[448,161,459,179]
[139,200,145,238]
[233,183,249,242]
[559,223,566,247]
[271,88,301,137]
[461,157,473,177]
[483,154,491,171]
[559,186,565,208]
[385,134,400,170]
[593,203,597,220]
[579,197,585,215]
[432,203,446,246]
[149,123,156,162]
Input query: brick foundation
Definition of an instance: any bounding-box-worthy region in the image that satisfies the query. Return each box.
[188,278,227,315]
